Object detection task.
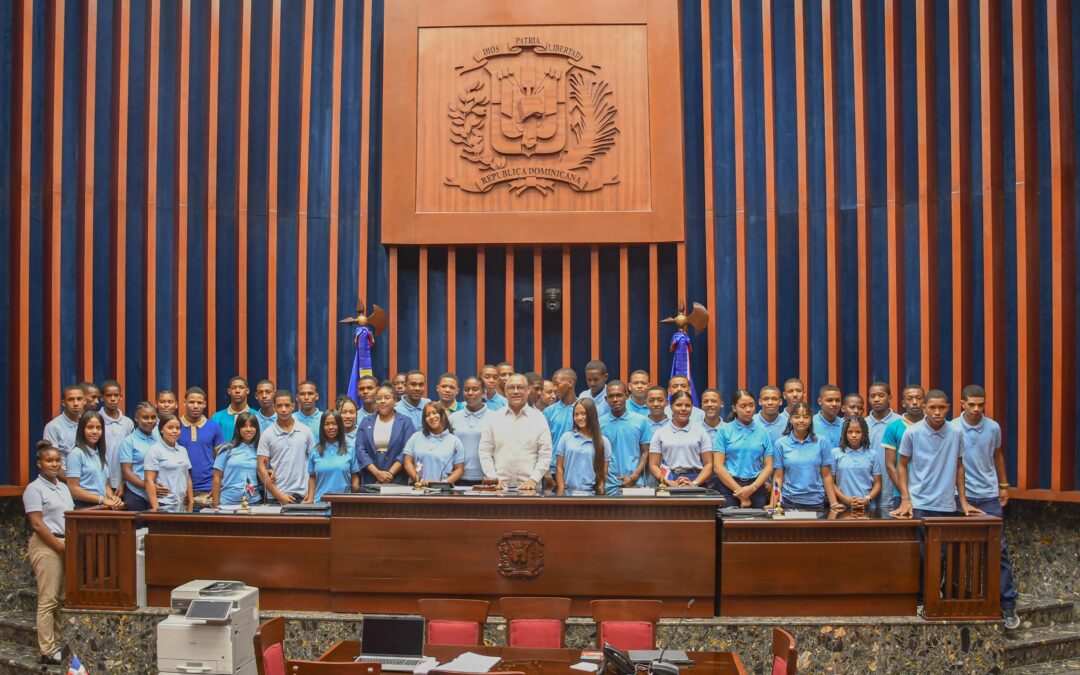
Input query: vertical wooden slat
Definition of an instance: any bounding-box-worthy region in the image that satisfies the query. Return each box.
[979,0,1004,420]
[533,247,543,374]
[700,0,718,389]
[561,246,571,367]
[205,0,220,409]
[649,244,659,379]
[794,0,811,390]
[761,0,779,386]
[78,0,99,380]
[505,247,515,363]
[884,0,906,409]
[477,246,486,370]
[266,0,282,383]
[731,0,749,386]
[447,246,456,372]
[45,0,65,411]
[358,0,374,299]
[9,0,33,483]
[326,0,344,401]
[110,0,129,391]
[852,0,873,395]
[619,247,629,381]
[236,0,252,378]
[143,0,162,399]
[1011,0,1039,489]
[296,0,315,384]
[915,0,939,387]
[947,0,973,415]
[1047,0,1076,492]
[821,0,842,387]
[389,247,398,376]
[419,246,429,374]
[676,243,687,305]
[590,246,600,359]
[174,0,191,400]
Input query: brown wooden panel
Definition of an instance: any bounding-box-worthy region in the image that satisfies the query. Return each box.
[143,0,162,399]
[477,246,487,369]
[590,247,600,359]
[1046,0,1076,492]
[296,0,315,385]
[915,0,939,387]
[794,0,811,389]
[205,0,221,409]
[266,0,283,384]
[980,0,1004,420]
[327,0,345,401]
[110,0,130,390]
[65,510,138,611]
[731,0,748,386]
[237,0,253,377]
[1012,0,1039,488]
[383,0,685,245]
[45,0,65,411]
[174,0,191,400]
[78,0,99,380]
[821,0,841,387]
[852,0,872,396]
[761,0,779,385]
[721,542,918,595]
[949,0,972,414]
[700,0,717,389]
[884,0,905,409]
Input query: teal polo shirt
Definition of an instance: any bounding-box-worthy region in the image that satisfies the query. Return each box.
[599,410,651,494]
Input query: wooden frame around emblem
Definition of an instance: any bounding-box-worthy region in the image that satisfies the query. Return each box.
[381,0,685,245]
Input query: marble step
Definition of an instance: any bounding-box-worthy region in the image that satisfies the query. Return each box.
[0,590,35,616]
[0,612,37,650]
[1004,656,1080,674]
[1006,623,1080,669]
[1017,596,1079,630]
[0,638,63,674]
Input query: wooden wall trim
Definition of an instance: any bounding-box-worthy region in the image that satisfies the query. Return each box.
[884,0,906,411]
[45,0,65,413]
[561,246,571,368]
[109,0,130,391]
[794,0,811,390]
[1046,0,1076,492]
[326,0,345,402]
[761,0,779,386]
[358,0,375,299]
[915,0,939,387]
[78,0,99,380]
[731,0,748,386]
[477,247,486,370]
[205,0,221,410]
[948,0,972,414]
[143,0,162,399]
[296,0,316,385]
[236,0,252,378]
[266,0,283,383]
[979,0,1004,421]
[821,0,842,387]
[174,0,191,401]
[1011,0,1039,489]
[852,0,873,396]
[700,0,718,390]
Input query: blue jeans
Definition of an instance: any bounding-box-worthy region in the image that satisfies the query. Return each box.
[966,496,1019,610]
[713,477,769,508]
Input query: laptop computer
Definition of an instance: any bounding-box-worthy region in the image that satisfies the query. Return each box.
[357,615,426,671]
[627,649,693,665]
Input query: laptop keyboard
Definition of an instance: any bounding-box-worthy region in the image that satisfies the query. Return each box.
[362,656,424,667]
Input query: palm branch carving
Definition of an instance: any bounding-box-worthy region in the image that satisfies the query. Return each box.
[562,72,619,171]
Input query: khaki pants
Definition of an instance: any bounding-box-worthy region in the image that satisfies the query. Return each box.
[28,532,64,657]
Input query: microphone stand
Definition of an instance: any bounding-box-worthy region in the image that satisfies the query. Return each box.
[649,599,695,675]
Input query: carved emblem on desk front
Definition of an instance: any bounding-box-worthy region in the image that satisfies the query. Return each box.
[497,531,544,579]
[446,37,619,196]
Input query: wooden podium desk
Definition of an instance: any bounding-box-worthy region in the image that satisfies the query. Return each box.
[325,494,724,617]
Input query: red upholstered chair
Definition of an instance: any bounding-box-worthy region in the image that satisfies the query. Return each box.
[254,616,287,675]
[590,600,664,650]
[499,596,572,649]
[418,599,491,646]
[771,628,797,675]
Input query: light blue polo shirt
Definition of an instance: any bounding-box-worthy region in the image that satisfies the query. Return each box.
[295,408,324,436]
[556,430,612,494]
[649,422,712,471]
[579,385,610,417]
[753,411,788,443]
[403,430,465,482]
[544,400,577,471]
[306,443,360,501]
[812,412,843,449]
[831,446,882,500]
[256,410,278,431]
[951,415,1003,500]
[394,397,430,430]
[22,476,74,536]
[713,419,773,479]
[599,410,651,494]
[898,419,965,512]
[345,428,358,451]
[485,392,508,410]
[101,411,134,488]
[358,407,377,423]
[449,406,490,480]
[144,442,192,512]
[626,398,649,416]
[774,433,834,504]
[645,416,670,442]
[210,406,258,444]
[119,428,159,499]
[866,410,901,498]
[881,416,917,498]
[67,448,109,500]
[700,420,725,445]
[212,443,261,506]
[43,413,80,469]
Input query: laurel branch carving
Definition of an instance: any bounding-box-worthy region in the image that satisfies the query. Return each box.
[447,81,505,171]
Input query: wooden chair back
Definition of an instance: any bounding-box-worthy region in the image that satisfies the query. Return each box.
[417,599,491,646]
[253,616,288,675]
[771,628,797,675]
[499,596,572,648]
[589,600,664,649]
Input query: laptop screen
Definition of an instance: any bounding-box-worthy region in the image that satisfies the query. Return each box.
[361,616,425,657]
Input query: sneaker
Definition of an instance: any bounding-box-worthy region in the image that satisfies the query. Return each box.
[916,603,925,618]
[1003,608,1020,630]
[39,651,62,666]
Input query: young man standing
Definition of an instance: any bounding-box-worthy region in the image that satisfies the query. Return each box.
[480,365,507,409]
[626,370,651,416]
[99,380,135,494]
[664,376,705,424]
[43,385,86,470]
[842,393,865,418]
[210,376,257,441]
[753,385,787,442]
[578,360,610,417]
[79,382,101,410]
[812,385,844,448]
[865,382,901,504]
[254,380,278,430]
[544,368,579,455]
[952,384,1020,628]
[524,372,544,408]
[156,390,179,417]
[496,362,515,397]
[392,373,408,400]
[881,385,925,510]
[435,372,464,413]
[295,381,324,435]
[537,379,557,412]
[356,374,379,422]
[782,378,806,414]
[599,380,651,495]
[257,390,316,504]
[395,370,431,428]
[177,387,225,510]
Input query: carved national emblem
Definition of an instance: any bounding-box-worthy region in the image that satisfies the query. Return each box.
[496,531,545,579]
[446,38,619,196]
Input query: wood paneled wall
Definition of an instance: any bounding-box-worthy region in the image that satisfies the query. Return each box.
[1,0,1078,500]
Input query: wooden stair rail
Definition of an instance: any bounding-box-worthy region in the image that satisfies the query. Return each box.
[921,516,1002,620]
[64,508,139,610]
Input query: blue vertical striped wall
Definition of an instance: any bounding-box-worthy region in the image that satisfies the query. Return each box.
[1,0,1079,493]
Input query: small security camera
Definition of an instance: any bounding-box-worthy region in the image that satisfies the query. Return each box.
[543,288,562,313]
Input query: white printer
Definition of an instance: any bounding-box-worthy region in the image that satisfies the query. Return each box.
[157,580,260,675]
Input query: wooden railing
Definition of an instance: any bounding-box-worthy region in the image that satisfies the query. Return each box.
[921,516,1002,620]
[64,509,138,610]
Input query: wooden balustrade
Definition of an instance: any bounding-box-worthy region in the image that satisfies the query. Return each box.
[921,516,1002,620]
[64,508,138,610]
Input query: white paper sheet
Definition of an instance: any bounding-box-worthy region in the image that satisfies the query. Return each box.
[570,662,599,672]
[435,652,501,673]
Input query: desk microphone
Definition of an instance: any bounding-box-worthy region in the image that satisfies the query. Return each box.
[650,598,695,675]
